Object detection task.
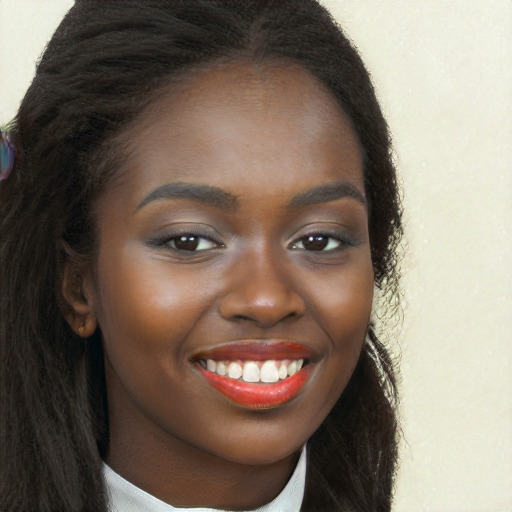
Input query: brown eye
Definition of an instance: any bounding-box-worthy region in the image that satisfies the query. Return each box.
[173,235,200,251]
[149,231,223,253]
[166,234,220,252]
[302,235,329,251]
[291,234,343,252]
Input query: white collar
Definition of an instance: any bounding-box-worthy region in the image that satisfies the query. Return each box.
[104,447,306,512]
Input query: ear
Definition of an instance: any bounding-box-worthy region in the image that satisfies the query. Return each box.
[60,244,98,338]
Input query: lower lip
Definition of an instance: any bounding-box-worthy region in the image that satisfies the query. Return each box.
[196,364,312,409]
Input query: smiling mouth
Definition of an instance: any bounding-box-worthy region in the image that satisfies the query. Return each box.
[192,342,316,409]
[198,358,305,383]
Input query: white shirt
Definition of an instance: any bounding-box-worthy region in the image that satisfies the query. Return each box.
[104,448,306,512]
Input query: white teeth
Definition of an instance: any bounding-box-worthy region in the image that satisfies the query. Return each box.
[204,358,306,383]
[287,361,298,376]
[228,362,243,379]
[260,360,279,383]
[278,363,288,380]
[216,361,227,376]
[242,361,260,382]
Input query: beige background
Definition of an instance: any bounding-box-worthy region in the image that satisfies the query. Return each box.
[1,1,511,510]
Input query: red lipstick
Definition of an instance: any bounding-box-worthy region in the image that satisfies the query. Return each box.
[193,341,316,362]
[196,364,312,409]
[192,341,316,409]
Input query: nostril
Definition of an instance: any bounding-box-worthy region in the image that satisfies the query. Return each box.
[232,314,252,322]
[218,273,307,327]
[230,310,299,326]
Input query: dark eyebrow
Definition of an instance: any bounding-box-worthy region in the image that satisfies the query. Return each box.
[136,182,239,211]
[289,181,366,208]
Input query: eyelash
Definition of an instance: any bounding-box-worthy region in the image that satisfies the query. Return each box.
[149,231,354,253]
[149,231,224,252]
[289,233,355,252]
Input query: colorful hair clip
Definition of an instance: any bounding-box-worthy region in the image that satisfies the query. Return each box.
[1,130,15,181]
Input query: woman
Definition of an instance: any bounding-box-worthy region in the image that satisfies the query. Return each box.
[0,1,402,510]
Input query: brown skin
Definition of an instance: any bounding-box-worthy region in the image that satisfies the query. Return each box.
[64,62,374,509]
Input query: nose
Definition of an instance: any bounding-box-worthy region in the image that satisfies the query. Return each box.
[218,247,306,328]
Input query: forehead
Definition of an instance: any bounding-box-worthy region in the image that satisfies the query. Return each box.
[105,61,363,206]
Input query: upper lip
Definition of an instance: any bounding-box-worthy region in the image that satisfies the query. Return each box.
[191,340,319,362]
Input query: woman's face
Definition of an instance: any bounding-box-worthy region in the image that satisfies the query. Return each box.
[89,62,373,469]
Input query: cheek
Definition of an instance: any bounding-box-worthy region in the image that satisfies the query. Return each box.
[309,256,374,397]
[313,256,374,339]
[94,244,214,374]
[93,247,220,436]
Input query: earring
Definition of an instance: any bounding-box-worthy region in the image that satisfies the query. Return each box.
[0,131,15,181]
[76,319,93,338]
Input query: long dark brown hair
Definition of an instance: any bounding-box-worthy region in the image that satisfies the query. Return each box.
[0,1,402,510]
